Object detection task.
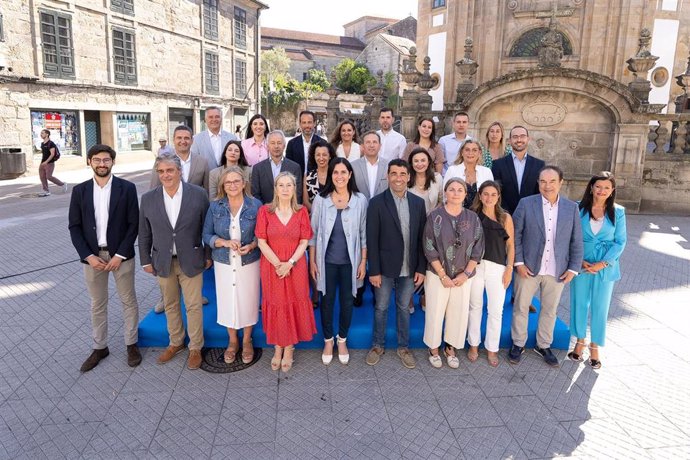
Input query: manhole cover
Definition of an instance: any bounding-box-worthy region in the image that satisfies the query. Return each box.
[19,193,48,199]
[200,347,262,373]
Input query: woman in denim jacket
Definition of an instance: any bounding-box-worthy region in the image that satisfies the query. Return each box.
[309,158,368,365]
[203,166,262,364]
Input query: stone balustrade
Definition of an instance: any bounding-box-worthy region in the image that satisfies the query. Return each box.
[647,114,690,155]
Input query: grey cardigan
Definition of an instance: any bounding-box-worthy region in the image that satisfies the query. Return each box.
[309,192,368,295]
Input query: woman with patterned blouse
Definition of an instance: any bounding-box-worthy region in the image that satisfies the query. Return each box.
[481,121,509,169]
[422,178,484,369]
[303,141,337,212]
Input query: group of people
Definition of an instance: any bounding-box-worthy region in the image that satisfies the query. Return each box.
[68,106,626,375]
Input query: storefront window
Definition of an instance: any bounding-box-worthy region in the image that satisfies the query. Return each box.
[117,112,151,151]
[31,110,80,155]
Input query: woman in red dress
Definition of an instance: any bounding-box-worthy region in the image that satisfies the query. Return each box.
[256,172,316,371]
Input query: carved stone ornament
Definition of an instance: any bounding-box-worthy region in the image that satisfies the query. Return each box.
[522,97,567,126]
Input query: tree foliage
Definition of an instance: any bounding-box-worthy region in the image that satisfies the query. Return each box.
[333,59,376,94]
[261,47,290,85]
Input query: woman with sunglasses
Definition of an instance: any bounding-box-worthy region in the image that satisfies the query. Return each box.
[422,178,484,369]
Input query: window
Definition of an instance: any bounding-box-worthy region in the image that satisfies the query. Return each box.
[234,7,247,49]
[509,28,573,57]
[111,0,134,15]
[432,0,446,8]
[113,28,137,85]
[116,113,151,151]
[40,11,75,78]
[205,51,219,94]
[235,59,246,97]
[203,0,218,41]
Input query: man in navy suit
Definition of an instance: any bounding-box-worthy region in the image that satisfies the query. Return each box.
[285,110,323,175]
[68,144,141,372]
[491,126,545,215]
[365,159,427,369]
[509,165,583,367]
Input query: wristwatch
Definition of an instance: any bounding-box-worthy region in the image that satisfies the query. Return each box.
[288,258,296,266]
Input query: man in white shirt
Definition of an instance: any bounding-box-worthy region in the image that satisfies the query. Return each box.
[191,106,238,170]
[438,111,472,173]
[68,144,141,372]
[376,108,407,162]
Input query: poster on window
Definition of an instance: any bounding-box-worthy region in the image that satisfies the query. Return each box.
[116,113,151,151]
[30,110,81,155]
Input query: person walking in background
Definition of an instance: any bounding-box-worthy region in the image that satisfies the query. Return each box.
[38,129,66,196]
[568,172,627,369]
[157,137,174,156]
[467,181,514,367]
[68,144,141,372]
[203,167,261,365]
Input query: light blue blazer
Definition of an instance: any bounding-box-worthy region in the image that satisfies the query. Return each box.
[579,204,627,282]
[309,192,368,296]
[513,194,584,278]
[191,130,238,171]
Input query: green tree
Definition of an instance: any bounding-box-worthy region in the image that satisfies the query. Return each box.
[304,69,330,91]
[261,47,290,86]
[333,58,376,94]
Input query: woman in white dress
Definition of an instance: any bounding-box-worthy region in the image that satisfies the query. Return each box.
[330,120,361,161]
[203,166,262,364]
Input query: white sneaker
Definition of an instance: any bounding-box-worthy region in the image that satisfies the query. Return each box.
[40,191,51,197]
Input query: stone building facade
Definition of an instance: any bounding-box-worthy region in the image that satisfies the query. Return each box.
[0,0,266,162]
[413,0,690,213]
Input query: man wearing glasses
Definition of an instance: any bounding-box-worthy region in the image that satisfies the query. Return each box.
[490,126,545,215]
[68,144,142,372]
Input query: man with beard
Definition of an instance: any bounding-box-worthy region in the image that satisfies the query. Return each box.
[68,144,142,372]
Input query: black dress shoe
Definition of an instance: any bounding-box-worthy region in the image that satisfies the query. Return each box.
[508,345,524,364]
[534,346,559,367]
[127,344,142,367]
[529,304,537,313]
[80,348,110,372]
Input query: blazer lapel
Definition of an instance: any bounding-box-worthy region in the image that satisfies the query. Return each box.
[505,157,519,193]
[175,183,191,230]
[84,180,95,226]
[108,177,121,222]
[534,197,546,238]
[156,187,174,231]
[383,190,402,236]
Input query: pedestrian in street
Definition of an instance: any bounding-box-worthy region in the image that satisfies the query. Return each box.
[38,129,67,196]
[568,172,627,369]
[139,152,211,370]
[68,144,141,372]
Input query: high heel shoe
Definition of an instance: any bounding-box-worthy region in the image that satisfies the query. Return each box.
[588,344,602,369]
[567,340,585,362]
[281,346,295,372]
[271,345,283,371]
[322,338,334,365]
[337,335,349,365]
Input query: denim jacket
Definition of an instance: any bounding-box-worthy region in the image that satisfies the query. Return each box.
[309,192,368,296]
[203,195,261,265]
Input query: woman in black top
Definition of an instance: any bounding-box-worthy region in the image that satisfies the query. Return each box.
[38,129,66,196]
[467,181,514,367]
[303,141,336,212]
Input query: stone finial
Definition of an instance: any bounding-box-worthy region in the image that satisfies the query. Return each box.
[635,28,653,58]
[455,37,479,103]
[676,52,690,94]
[325,70,341,99]
[401,46,420,87]
[418,57,437,91]
[626,28,659,104]
[367,70,387,99]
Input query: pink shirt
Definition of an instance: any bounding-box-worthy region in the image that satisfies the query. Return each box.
[242,138,269,166]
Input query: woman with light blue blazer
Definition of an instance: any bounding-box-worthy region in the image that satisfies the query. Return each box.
[569,172,627,369]
[309,158,368,365]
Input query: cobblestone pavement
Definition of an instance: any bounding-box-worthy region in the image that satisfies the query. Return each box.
[1,163,689,459]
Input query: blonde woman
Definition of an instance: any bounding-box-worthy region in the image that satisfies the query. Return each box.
[444,140,494,208]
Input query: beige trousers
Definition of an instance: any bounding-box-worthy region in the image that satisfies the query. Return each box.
[423,271,472,350]
[511,274,565,348]
[158,258,204,350]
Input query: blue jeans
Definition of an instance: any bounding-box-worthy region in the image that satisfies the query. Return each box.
[321,263,354,340]
[373,275,415,348]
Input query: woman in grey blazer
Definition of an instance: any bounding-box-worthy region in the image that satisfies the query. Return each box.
[309,158,368,365]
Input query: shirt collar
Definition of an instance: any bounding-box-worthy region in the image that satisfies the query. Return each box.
[391,189,407,201]
[541,194,559,207]
[302,133,313,143]
[511,151,528,162]
[93,175,113,189]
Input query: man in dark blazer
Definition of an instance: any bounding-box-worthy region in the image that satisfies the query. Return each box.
[68,144,141,372]
[365,159,427,369]
[509,165,583,367]
[491,125,545,215]
[285,110,323,175]
[139,152,211,370]
[190,106,238,170]
[252,130,303,204]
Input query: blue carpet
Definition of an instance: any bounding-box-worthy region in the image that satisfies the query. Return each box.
[139,268,570,349]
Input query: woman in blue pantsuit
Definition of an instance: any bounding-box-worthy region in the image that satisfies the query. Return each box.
[568,172,627,369]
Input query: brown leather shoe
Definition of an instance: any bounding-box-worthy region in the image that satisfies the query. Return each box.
[80,348,110,372]
[187,349,202,370]
[157,344,185,364]
[127,344,142,367]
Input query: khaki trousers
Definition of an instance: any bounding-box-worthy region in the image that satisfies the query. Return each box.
[158,258,204,350]
[83,252,139,349]
[423,271,472,350]
[511,274,565,349]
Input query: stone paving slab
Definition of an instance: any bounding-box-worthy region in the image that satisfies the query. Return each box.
[1,166,689,458]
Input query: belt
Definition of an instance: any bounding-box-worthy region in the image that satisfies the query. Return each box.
[98,246,109,251]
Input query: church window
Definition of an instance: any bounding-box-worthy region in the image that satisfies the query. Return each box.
[509,27,573,57]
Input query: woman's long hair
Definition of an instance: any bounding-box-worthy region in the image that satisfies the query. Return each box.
[244,114,270,139]
[319,157,359,198]
[406,147,436,191]
[220,140,249,167]
[454,139,483,165]
[579,171,617,224]
[412,117,437,148]
[484,121,505,160]
[307,141,336,171]
[471,180,508,227]
[329,120,359,150]
[269,172,300,213]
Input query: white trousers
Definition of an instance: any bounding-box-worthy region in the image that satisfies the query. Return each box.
[423,271,472,350]
[467,259,507,352]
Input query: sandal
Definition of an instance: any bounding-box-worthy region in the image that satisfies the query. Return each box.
[428,349,442,368]
[444,345,460,369]
[588,344,602,369]
[487,351,499,367]
[224,344,238,364]
[271,346,283,371]
[241,340,254,364]
[281,346,295,372]
[467,346,479,363]
[567,340,585,362]
[337,335,349,365]
[322,338,334,365]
